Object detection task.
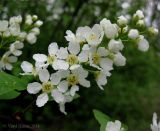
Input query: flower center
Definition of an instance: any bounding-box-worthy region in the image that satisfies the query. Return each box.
[89,33,97,41]
[42,82,53,93]
[92,53,100,65]
[47,55,56,64]
[66,54,78,65]
[32,67,37,76]
[67,74,79,86]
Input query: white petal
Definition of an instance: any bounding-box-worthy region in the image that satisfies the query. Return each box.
[74,67,88,78]
[70,85,79,96]
[68,42,80,55]
[33,54,47,63]
[5,63,13,70]
[100,58,113,72]
[96,72,107,90]
[48,42,58,55]
[21,61,33,73]
[14,41,24,49]
[59,103,67,115]
[50,72,61,85]
[108,39,124,53]
[8,56,17,63]
[137,38,149,52]
[58,70,70,79]
[78,50,88,62]
[27,82,42,94]
[36,93,49,107]
[57,80,68,93]
[52,60,69,70]
[97,47,108,57]
[38,68,50,83]
[79,78,90,88]
[51,89,65,103]
[12,50,22,56]
[57,47,68,59]
[114,53,126,66]
[70,64,80,70]
[82,44,90,50]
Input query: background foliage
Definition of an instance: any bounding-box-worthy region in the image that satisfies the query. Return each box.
[0,0,160,131]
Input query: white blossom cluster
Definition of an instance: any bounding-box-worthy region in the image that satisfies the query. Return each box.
[0,15,43,71]
[21,10,158,114]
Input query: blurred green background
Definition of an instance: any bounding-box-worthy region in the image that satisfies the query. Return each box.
[0,0,160,131]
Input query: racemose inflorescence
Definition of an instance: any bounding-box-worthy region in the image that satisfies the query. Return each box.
[17,10,158,114]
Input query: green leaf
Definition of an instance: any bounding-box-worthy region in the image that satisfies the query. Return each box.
[0,90,20,99]
[0,71,29,99]
[93,109,110,125]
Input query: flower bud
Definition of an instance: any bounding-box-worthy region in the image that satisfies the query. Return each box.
[113,53,126,66]
[136,20,145,27]
[137,35,149,52]
[117,15,128,27]
[32,15,38,21]
[108,39,124,53]
[128,29,139,39]
[34,20,43,27]
[148,27,159,36]
[133,10,144,20]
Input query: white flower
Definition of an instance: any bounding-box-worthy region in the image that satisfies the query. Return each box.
[134,10,144,20]
[105,120,122,131]
[9,24,20,36]
[56,67,90,97]
[108,39,124,53]
[31,28,40,35]
[137,35,149,52]
[27,68,61,107]
[25,15,33,25]
[26,33,37,44]
[100,18,118,39]
[9,41,24,56]
[148,27,159,36]
[21,61,41,76]
[128,29,139,39]
[117,15,128,26]
[151,113,160,131]
[0,51,17,71]
[58,43,89,70]
[89,47,113,74]
[84,24,104,46]
[34,20,43,27]
[0,20,8,32]
[33,42,69,70]
[9,16,22,25]
[113,52,126,66]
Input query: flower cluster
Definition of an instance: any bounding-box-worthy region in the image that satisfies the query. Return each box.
[0,15,43,71]
[21,10,158,114]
